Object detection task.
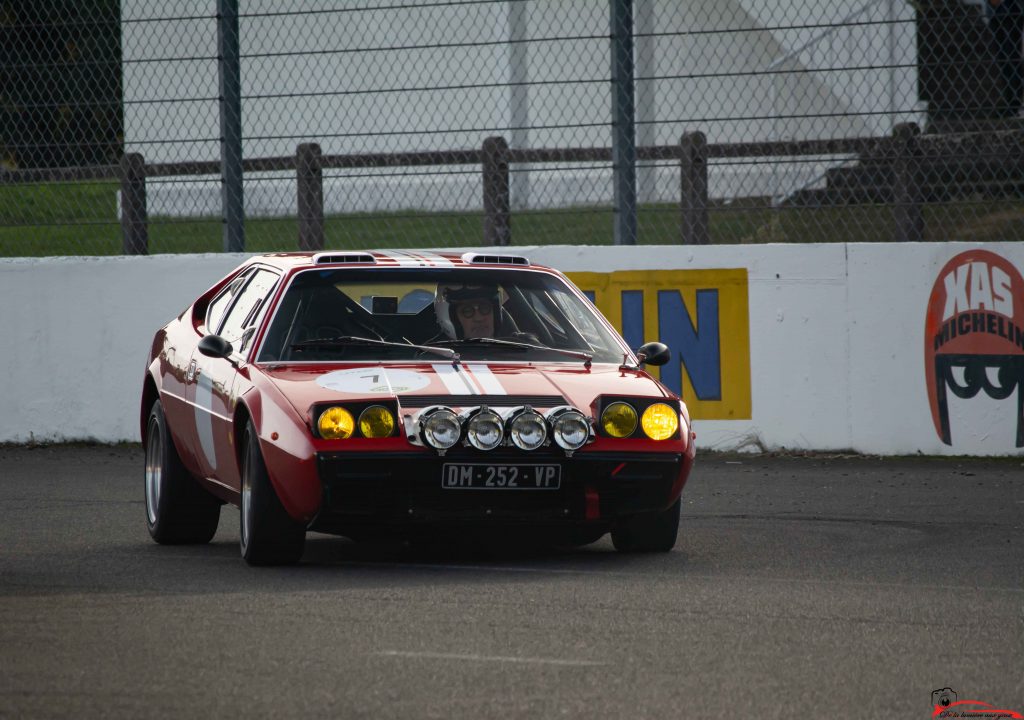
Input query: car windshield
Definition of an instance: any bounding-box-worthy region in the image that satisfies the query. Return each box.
[256,267,626,363]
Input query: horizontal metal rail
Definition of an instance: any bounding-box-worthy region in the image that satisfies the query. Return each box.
[4,132,1013,185]
[0,136,924,185]
[4,126,1021,253]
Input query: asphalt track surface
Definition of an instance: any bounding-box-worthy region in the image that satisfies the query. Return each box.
[1,445,1022,720]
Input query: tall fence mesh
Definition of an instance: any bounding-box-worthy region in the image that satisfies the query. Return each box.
[1,0,1022,256]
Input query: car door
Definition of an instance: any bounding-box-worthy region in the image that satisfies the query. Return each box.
[188,267,280,489]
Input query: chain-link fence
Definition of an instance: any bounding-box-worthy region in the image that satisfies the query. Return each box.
[1,0,1022,257]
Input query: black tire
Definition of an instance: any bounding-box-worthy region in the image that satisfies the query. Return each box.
[611,498,680,553]
[144,400,221,544]
[240,421,305,566]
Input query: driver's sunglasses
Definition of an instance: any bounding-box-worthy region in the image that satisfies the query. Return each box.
[455,302,493,320]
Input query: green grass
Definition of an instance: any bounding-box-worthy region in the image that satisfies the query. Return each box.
[2,181,1023,257]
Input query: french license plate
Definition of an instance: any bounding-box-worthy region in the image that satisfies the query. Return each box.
[441,463,561,490]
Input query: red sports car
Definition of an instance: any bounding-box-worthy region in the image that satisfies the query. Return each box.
[141,251,696,565]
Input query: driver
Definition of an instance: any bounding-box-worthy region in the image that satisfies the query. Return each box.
[433,284,502,339]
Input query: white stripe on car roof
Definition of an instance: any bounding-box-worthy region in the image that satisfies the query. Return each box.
[376,250,425,266]
[406,250,454,267]
[376,250,456,267]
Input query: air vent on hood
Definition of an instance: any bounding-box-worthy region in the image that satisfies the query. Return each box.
[461,252,529,266]
[313,252,377,265]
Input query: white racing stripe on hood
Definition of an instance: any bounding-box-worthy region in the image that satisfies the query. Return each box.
[430,363,507,396]
[432,363,475,394]
[464,363,505,394]
[458,367,485,395]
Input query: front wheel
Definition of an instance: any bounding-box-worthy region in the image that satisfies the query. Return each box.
[240,421,305,566]
[611,498,680,553]
[144,400,220,544]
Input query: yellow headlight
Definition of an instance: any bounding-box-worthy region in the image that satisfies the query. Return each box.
[601,402,638,438]
[641,403,679,441]
[358,405,395,439]
[318,406,354,439]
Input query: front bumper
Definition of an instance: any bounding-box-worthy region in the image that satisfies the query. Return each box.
[309,448,684,536]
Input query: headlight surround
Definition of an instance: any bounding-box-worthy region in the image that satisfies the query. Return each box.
[358,405,395,438]
[678,400,690,447]
[550,409,590,451]
[601,401,638,438]
[318,406,354,439]
[641,402,679,441]
[508,408,547,451]
[420,407,461,450]
[466,408,504,451]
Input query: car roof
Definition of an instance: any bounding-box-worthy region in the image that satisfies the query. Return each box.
[246,250,549,273]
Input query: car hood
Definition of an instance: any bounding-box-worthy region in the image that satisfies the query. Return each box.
[258,361,671,419]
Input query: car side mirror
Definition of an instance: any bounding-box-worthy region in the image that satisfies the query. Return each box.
[635,341,670,367]
[198,334,233,359]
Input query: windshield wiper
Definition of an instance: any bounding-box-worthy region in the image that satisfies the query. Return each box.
[291,335,459,361]
[433,337,592,366]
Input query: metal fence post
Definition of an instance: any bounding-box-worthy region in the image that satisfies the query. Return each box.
[893,122,923,243]
[217,0,245,252]
[507,0,530,211]
[120,152,148,255]
[635,0,657,204]
[296,143,324,251]
[482,136,511,246]
[610,0,637,245]
[680,132,709,245]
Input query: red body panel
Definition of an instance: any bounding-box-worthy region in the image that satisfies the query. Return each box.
[150,320,203,474]
[260,361,669,418]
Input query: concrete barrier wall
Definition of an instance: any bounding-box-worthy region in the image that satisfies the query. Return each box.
[2,243,1022,455]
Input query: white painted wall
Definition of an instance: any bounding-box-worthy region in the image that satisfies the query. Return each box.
[0,255,244,444]
[2,243,1021,456]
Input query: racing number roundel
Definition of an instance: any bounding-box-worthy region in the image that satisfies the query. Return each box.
[316,368,430,394]
[924,250,1024,447]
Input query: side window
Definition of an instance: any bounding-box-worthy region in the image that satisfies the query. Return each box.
[219,269,279,347]
[205,273,248,333]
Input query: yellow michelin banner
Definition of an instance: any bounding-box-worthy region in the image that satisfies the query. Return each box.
[568,269,751,420]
